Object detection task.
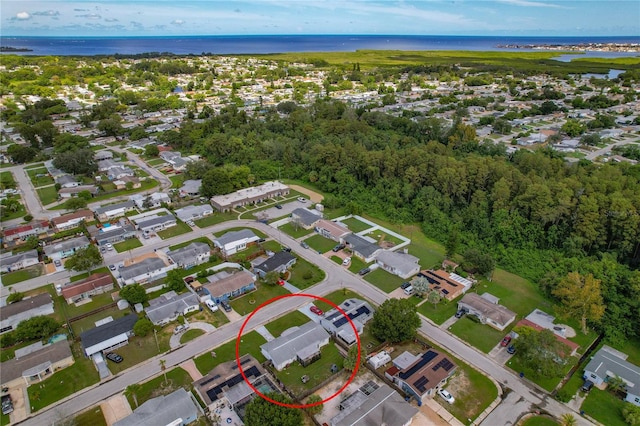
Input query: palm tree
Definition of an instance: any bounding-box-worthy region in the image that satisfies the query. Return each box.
[607,375,626,395]
[560,413,577,426]
[160,359,168,386]
[124,384,141,408]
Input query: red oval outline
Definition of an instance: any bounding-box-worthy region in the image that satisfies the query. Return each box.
[235,293,361,409]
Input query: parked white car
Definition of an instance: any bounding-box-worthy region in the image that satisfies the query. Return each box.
[342,257,351,266]
[205,299,219,312]
[173,324,189,334]
[438,389,455,404]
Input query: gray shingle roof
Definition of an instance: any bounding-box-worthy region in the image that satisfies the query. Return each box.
[215,229,257,246]
[0,340,72,385]
[174,204,213,221]
[375,250,419,276]
[146,291,199,324]
[80,314,137,349]
[344,234,380,258]
[43,236,90,257]
[291,208,321,227]
[94,200,136,216]
[585,347,640,388]
[94,224,136,243]
[167,242,210,266]
[119,257,167,281]
[135,214,176,230]
[254,251,295,274]
[1,249,38,266]
[113,388,198,426]
[0,293,52,321]
[260,321,329,368]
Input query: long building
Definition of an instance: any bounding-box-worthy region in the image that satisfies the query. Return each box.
[210,181,289,212]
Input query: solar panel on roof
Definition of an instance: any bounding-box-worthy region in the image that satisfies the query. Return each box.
[240,357,251,365]
[443,360,454,371]
[413,376,429,393]
[360,380,379,396]
[398,350,438,380]
[344,302,350,307]
[442,289,449,294]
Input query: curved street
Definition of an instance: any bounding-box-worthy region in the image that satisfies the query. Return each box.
[11,219,593,426]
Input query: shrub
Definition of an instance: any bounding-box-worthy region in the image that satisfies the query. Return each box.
[23,214,33,222]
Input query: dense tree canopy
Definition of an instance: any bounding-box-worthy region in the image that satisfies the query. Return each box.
[512,326,568,379]
[370,298,421,343]
[244,393,302,426]
[64,245,103,273]
[119,284,148,304]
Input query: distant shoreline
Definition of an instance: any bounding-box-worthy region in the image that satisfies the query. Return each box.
[497,42,640,53]
[0,46,33,52]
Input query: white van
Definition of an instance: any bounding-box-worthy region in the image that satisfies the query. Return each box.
[205,299,219,312]
[403,285,414,296]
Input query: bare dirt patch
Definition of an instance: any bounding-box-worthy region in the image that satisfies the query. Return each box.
[288,184,324,203]
[446,370,481,419]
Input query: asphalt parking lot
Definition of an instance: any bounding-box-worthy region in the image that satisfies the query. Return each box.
[253,198,309,221]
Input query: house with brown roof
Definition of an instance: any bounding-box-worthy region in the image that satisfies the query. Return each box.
[315,219,351,242]
[458,293,516,331]
[0,340,74,388]
[416,269,475,301]
[61,273,114,305]
[203,270,256,303]
[387,350,457,403]
[51,209,94,232]
[0,293,54,334]
[2,220,50,243]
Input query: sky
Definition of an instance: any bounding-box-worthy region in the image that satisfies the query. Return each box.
[2,0,639,37]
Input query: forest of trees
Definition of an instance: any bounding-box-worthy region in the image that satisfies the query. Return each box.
[163,100,639,343]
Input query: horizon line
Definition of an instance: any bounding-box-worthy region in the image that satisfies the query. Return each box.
[2,34,640,39]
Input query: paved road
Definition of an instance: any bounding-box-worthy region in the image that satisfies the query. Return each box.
[15,220,592,426]
[109,146,172,192]
[1,165,54,227]
[584,139,639,160]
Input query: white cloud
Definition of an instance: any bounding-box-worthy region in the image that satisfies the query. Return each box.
[495,0,569,9]
[171,19,185,25]
[32,10,60,17]
[16,11,31,20]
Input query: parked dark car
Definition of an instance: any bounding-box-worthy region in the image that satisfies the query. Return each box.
[332,244,346,252]
[275,204,283,209]
[282,246,292,252]
[580,380,594,392]
[358,267,371,276]
[455,308,467,318]
[1,395,13,415]
[400,282,411,290]
[221,301,232,312]
[105,352,123,363]
[300,241,309,249]
[507,345,516,354]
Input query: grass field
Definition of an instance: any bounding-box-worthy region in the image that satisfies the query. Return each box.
[287,256,326,289]
[364,268,405,293]
[91,179,158,203]
[75,407,107,426]
[194,330,266,375]
[521,416,559,426]
[126,367,193,408]
[279,222,313,239]
[506,354,574,392]
[26,167,54,187]
[478,269,551,318]
[449,316,505,353]
[0,197,26,220]
[194,212,237,228]
[446,362,499,425]
[146,158,166,166]
[0,171,16,188]
[169,175,184,188]
[27,343,100,412]
[274,343,344,396]
[71,307,129,336]
[36,185,59,205]
[108,331,171,375]
[265,311,311,338]
[168,236,214,251]
[180,328,205,344]
[230,283,289,316]
[304,234,337,253]
[114,238,143,253]
[581,389,628,426]
[340,217,372,233]
[1,264,43,286]
[157,221,192,239]
[314,289,366,312]
[60,291,115,319]
[418,297,459,324]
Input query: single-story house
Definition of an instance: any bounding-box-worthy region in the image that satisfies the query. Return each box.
[194,354,276,416]
[94,150,114,161]
[107,166,135,181]
[55,175,79,188]
[130,193,171,210]
[97,159,122,172]
[320,298,374,346]
[174,204,213,222]
[315,219,352,242]
[90,223,137,247]
[179,180,202,198]
[457,293,516,331]
[50,209,94,232]
[329,382,418,426]
[114,388,199,426]
[0,250,39,273]
[61,273,114,305]
[94,200,137,222]
[43,235,90,260]
[0,340,74,388]
[203,270,256,303]
[387,350,457,403]
[133,214,177,233]
[58,185,99,199]
[290,208,322,229]
[2,220,50,243]
[119,257,175,286]
[369,351,392,370]
[261,321,330,371]
[80,314,138,357]
[417,269,474,301]
[375,250,420,279]
[344,234,381,263]
[167,242,211,269]
[210,181,289,212]
[146,291,200,326]
[253,251,296,277]
[0,293,54,334]
[584,346,640,406]
[113,176,141,190]
[213,229,260,257]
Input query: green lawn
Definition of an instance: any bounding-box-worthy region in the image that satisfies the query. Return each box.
[24,162,45,169]
[506,354,574,392]
[27,343,100,412]
[58,291,115,319]
[449,316,505,353]
[418,297,459,324]
[186,307,230,328]
[581,389,628,426]
[194,212,237,228]
[169,175,184,188]
[27,167,54,187]
[279,222,313,239]
[230,283,290,316]
[611,336,640,365]
[126,367,193,408]
[274,343,344,397]
[108,331,171,375]
[347,257,367,274]
[69,267,109,283]
[446,362,499,425]
[314,289,366,312]
[91,179,158,203]
[0,171,16,188]
[1,412,10,426]
[364,268,405,293]
[168,237,214,250]
[146,158,166,166]
[114,238,143,253]
[36,185,59,205]
[521,416,559,426]
[0,197,26,220]
[304,234,338,253]
[479,269,550,318]
[71,307,129,336]
[194,330,266,375]
[287,256,326,289]
[157,221,192,239]
[75,407,107,426]
[265,311,311,338]
[1,264,43,286]
[180,328,205,344]
[340,217,372,233]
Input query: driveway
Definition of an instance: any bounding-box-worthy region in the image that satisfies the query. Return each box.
[169,321,216,349]
[100,395,132,426]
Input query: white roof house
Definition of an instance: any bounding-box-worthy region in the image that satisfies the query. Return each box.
[213,229,260,257]
[261,322,330,371]
[375,250,420,279]
[114,388,199,426]
[146,291,200,326]
[167,242,211,268]
[174,204,213,222]
[119,257,175,285]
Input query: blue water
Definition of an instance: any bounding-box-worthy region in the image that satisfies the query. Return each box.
[1,35,639,56]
